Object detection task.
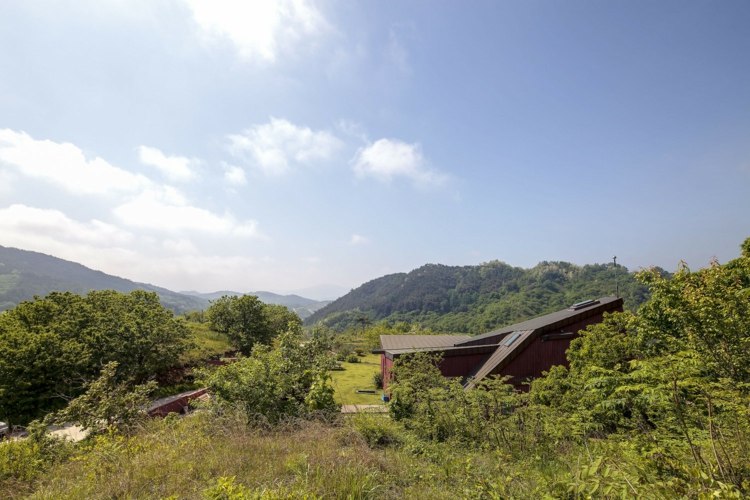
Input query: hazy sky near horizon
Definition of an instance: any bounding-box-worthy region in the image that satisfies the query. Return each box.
[1,0,749,298]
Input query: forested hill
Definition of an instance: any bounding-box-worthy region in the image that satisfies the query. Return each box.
[0,245,206,313]
[305,260,655,333]
[180,290,330,319]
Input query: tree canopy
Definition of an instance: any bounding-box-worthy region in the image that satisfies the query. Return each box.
[307,260,652,333]
[206,295,301,354]
[0,290,190,426]
[202,329,337,423]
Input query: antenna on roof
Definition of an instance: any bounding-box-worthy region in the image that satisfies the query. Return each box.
[613,256,619,297]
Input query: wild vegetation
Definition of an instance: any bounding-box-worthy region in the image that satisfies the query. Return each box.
[0,290,191,427]
[306,260,653,333]
[1,239,748,498]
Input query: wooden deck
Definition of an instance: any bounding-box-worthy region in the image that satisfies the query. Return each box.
[340,404,388,414]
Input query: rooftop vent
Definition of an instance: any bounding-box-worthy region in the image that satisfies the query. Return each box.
[569,299,600,311]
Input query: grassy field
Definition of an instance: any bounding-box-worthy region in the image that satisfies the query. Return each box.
[330,353,385,405]
[180,321,233,365]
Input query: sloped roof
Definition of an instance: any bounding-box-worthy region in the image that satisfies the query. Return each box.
[463,330,535,389]
[455,296,622,347]
[379,334,470,351]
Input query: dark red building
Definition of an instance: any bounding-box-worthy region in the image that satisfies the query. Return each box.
[376,296,623,390]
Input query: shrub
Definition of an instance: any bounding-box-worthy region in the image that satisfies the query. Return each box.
[0,424,72,483]
[345,353,360,363]
[373,372,383,390]
[351,414,403,448]
[203,330,339,423]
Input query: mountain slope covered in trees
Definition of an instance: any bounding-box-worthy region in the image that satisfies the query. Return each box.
[0,246,330,317]
[0,245,206,313]
[305,260,654,333]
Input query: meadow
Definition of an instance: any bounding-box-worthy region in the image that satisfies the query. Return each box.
[329,354,384,406]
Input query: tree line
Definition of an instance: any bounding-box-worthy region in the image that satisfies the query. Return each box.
[387,238,750,495]
[307,259,652,333]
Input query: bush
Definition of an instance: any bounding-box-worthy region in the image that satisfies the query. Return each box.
[345,353,360,363]
[203,330,339,423]
[351,414,403,448]
[0,424,72,482]
[354,348,365,357]
[373,372,383,390]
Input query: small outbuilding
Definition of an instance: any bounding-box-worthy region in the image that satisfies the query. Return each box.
[375,296,623,390]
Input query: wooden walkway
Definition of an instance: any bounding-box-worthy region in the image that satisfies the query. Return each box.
[340,404,388,414]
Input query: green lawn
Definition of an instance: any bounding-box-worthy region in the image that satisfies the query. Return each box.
[330,353,385,405]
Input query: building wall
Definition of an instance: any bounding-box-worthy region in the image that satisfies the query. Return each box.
[382,352,490,389]
[381,354,394,390]
[492,311,619,387]
[438,353,492,378]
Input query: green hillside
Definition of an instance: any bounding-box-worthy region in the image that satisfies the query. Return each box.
[0,245,207,314]
[305,260,656,333]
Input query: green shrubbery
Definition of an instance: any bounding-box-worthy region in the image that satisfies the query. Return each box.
[385,238,750,496]
[202,329,339,423]
[3,238,749,498]
[0,290,190,426]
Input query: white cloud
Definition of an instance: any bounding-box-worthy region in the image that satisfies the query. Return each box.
[0,204,134,248]
[349,233,368,245]
[184,0,327,62]
[351,138,447,187]
[137,145,196,182]
[223,163,247,186]
[0,203,266,292]
[228,118,342,175]
[113,186,263,238]
[0,129,149,195]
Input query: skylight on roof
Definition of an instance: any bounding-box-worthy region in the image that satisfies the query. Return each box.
[503,332,522,346]
[569,299,599,310]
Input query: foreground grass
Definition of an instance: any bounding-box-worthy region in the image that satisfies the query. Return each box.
[5,412,481,499]
[3,409,732,499]
[330,354,384,405]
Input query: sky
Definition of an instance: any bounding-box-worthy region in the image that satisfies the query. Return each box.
[1,0,749,300]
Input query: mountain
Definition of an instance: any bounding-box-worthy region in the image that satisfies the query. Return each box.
[0,245,207,313]
[305,260,656,334]
[286,284,349,302]
[180,290,330,319]
[0,246,329,318]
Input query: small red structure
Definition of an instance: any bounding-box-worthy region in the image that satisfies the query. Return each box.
[147,388,209,417]
[375,297,623,390]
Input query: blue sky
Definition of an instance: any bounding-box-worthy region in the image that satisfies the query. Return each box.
[1,1,748,299]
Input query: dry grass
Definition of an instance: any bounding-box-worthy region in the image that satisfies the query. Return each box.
[22,412,444,499]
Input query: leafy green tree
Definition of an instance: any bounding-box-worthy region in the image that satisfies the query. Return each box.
[529,238,750,487]
[0,290,189,426]
[46,361,156,435]
[203,329,338,423]
[206,295,301,354]
[264,303,302,335]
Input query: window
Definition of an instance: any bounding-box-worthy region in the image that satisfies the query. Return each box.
[503,332,522,346]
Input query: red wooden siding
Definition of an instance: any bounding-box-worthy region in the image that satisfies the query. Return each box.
[490,309,621,387]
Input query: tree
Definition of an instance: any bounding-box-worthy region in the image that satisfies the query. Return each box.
[46,361,156,435]
[206,295,301,354]
[203,329,338,423]
[0,290,189,426]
